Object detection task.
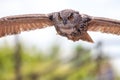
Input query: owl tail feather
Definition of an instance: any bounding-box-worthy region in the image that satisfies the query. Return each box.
[81,32,94,43]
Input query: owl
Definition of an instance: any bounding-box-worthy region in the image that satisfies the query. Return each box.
[0,9,120,43]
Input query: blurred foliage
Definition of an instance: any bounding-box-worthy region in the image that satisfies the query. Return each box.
[0,40,119,80]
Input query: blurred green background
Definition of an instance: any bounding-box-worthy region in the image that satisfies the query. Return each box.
[0,36,119,80]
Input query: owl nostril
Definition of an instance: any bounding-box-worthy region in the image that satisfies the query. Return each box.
[63,19,67,25]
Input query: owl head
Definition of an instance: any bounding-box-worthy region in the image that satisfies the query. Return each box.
[48,9,82,35]
[50,9,82,29]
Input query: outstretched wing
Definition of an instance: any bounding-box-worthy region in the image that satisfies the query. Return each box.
[0,14,54,37]
[87,16,120,35]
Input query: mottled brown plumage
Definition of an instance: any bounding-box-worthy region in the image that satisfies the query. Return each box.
[0,14,53,36]
[0,9,120,42]
[88,17,120,35]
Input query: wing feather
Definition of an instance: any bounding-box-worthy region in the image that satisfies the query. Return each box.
[0,14,53,37]
[87,17,120,35]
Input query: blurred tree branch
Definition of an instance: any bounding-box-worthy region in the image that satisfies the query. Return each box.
[14,35,22,80]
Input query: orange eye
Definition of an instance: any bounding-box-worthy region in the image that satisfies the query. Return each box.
[58,13,62,21]
[68,13,74,20]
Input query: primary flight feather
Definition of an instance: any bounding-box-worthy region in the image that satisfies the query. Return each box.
[0,9,120,42]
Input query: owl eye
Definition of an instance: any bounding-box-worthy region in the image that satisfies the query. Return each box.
[58,13,63,21]
[68,13,74,20]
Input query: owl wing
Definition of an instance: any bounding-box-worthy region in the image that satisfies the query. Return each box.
[0,14,54,37]
[87,16,120,35]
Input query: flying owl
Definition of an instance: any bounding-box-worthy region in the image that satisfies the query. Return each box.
[0,9,120,42]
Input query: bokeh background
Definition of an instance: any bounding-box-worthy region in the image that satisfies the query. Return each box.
[0,0,120,80]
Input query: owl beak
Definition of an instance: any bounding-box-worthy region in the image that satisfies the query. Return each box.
[63,19,67,25]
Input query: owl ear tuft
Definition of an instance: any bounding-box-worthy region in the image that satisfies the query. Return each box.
[75,11,79,14]
[49,15,53,21]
